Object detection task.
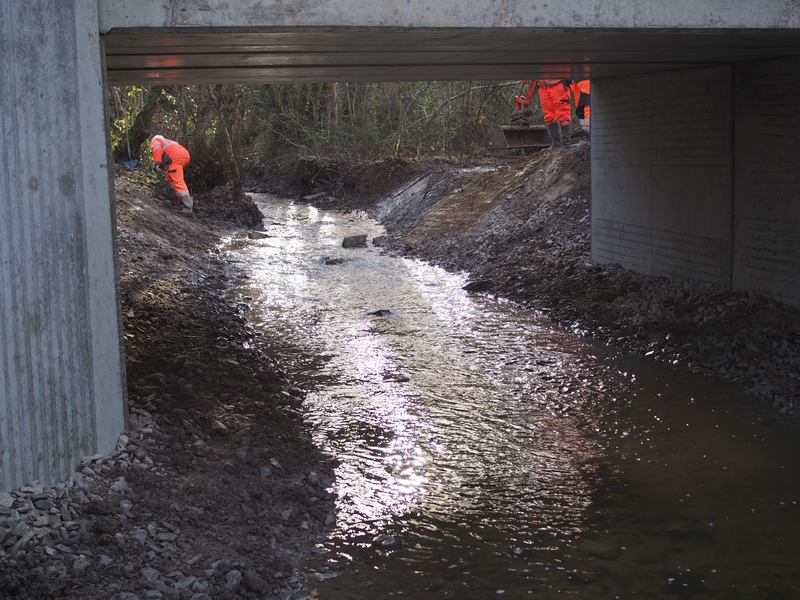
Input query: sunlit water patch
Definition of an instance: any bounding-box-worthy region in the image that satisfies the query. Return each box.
[223,194,800,599]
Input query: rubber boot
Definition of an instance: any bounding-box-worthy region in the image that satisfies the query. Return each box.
[560,122,572,148]
[181,195,193,214]
[579,119,590,140]
[547,123,562,150]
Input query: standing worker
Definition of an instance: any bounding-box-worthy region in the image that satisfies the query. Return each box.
[150,135,193,214]
[570,80,591,138]
[513,80,573,149]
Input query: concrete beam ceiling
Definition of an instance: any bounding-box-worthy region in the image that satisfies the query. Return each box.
[103,27,800,85]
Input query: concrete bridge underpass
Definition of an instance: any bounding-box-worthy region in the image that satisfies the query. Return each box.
[1,0,799,490]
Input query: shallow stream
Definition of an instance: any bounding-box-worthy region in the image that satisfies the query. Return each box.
[224,194,800,599]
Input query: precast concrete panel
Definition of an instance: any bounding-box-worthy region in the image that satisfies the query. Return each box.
[0,0,126,491]
[649,67,734,284]
[592,73,656,275]
[733,55,800,306]
[592,66,733,287]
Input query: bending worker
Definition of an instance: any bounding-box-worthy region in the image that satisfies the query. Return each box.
[150,135,193,214]
[514,80,573,150]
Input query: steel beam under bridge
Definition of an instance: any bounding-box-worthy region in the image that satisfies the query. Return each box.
[1,0,799,491]
[100,0,800,84]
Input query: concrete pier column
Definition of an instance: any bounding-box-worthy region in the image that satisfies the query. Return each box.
[733,55,800,304]
[591,57,800,306]
[0,0,126,490]
[591,65,735,288]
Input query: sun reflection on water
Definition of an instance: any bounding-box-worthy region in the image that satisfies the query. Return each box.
[223,193,800,599]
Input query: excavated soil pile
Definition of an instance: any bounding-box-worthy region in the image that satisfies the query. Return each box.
[0,172,335,599]
[320,146,800,417]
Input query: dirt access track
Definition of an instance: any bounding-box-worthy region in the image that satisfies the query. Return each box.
[2,143,800,599]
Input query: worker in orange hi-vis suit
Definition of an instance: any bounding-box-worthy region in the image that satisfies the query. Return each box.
[515,80,573,150]
[534,80,573,149]
[150,135,193,214]
[570,80,591,138]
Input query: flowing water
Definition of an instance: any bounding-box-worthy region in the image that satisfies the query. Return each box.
[224,194,800,599]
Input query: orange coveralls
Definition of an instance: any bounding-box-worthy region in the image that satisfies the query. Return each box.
[534,80,572,126]
[150,135,192,210]
[570,80,591,131]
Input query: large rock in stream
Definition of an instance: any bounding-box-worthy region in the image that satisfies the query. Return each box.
[342,234,368,248]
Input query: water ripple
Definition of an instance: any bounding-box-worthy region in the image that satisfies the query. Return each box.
[226,194,800,599]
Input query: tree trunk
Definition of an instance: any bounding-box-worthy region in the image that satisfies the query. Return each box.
[332,83,339,126]
[112,86,165,163]
[212,85,242,196]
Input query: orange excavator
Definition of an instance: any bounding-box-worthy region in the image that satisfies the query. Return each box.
[490,80,551,150]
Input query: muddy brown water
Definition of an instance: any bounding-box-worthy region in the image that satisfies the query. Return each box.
[224,195,800,599]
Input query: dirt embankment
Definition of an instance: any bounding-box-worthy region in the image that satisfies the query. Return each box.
[316,145,800,417]
[0,172,335,599]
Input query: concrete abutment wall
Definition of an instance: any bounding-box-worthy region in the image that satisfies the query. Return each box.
[592,55,800,305]
[0,0,126,491]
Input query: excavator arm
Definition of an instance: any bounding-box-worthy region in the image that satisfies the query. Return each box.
[511,80,537,126]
